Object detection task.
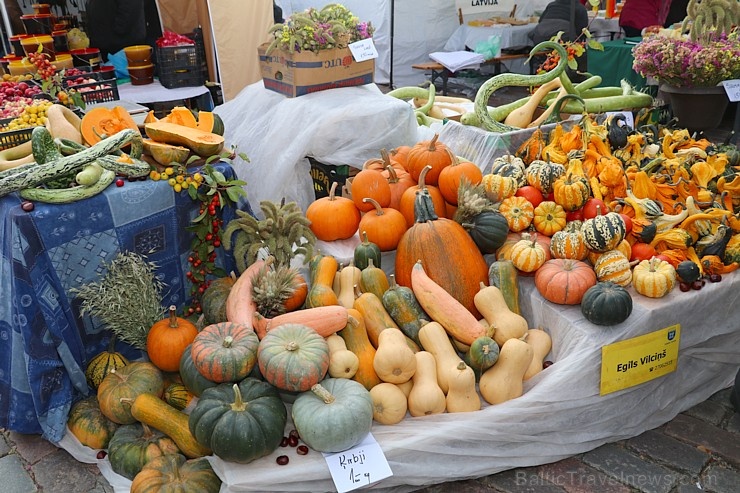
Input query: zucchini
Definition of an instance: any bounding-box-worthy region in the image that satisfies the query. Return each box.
[20,169,116,203]
[0,128,142,197]
[76,162,104,186]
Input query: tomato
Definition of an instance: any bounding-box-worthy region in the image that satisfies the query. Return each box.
[630,242,657,262]
[582,198,608,219]
[566,208,584,222]
[515,185,544,208]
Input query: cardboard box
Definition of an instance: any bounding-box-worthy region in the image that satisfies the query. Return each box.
[257,43,375,97]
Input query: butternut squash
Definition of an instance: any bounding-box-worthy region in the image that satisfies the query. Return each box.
[473,283,528,348]
[252,305,348,340]
[0,140,35,172]
[326,334,360,379]
[407,351,446,417]
[523,328,552,380]
[504,78,562,128]
[479,338,533,405]
[411,261,485,345]
[306,255,339,307]
[418,321,464,394]
[446,361,481,413]
[338,309,381,390]
[45,104,83,143]
[225,258,266,327]
[369,382,408,425]
[129,393,211,458]
[373,328,417,384]
[396,379,413,398]
[527,85,568,128]
[337,262,361,309]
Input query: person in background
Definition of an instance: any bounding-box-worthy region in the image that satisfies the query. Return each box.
[530,0,589,45]
[664,0,689,28]
[618,0,672,37]
[84,0,147,61]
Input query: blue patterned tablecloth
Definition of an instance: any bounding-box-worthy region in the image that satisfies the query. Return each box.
[0,163,241,441]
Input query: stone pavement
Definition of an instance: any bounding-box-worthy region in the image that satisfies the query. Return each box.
[1,385,738,493]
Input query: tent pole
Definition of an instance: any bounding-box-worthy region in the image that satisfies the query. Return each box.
[389,0,394,89]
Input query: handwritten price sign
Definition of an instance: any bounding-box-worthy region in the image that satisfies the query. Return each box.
[323,434,392,492]
[348,39,378,62]
[722,80,740,102]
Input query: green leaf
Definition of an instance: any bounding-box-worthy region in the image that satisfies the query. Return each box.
[587,39,604,51]
[212,170,227,183]
[188,184,198,200]
[226,186,245,204]
[193,209,208,222]
[567,58,578,70]
[238,152,250,162]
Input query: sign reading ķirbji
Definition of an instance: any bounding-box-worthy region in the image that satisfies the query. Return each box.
[600,324,680,395]
[323,433,392,493]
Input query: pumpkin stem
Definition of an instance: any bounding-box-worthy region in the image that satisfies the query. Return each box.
[426,133,440,152]
[167,305,179,328]
[141,422,154,438]
[230,383,247,412]
[106,334,117,354]
[222,335,234,348]
[284,341,299,352]
[169,455,182,482]
[328,181,339,200]
[418,165,432,190]
[310,383,336,404]
[388,274,398,289]
[362,197,385,216]
[361,230,371,244]
[456,361,467,371]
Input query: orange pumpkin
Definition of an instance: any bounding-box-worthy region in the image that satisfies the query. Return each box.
[390,145,412,172]
[437,156,483,205]
[534,258,597,305]
[146,306,198,372]
[499,195,535,233]
[395,187,488,318]
[358,198,408,251]
[405,134,453,185]
[533,201,567,236]
[305,182,361,241]
[386,162,416,210]
[81,106,140,146]
[509,233,548,273]
[351,169,392,212]
[399,166,446,228]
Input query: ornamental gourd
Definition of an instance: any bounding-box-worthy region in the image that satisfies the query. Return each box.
[632,257,676,298]
[498,195,535,233]
[534,258,597,305]
[190,322,259,383]
[85,336,129,390]
[130,454,221,493]
[257,323,330,392]
[525,159,565,194]
[490,154,527,187]
[395,187,489,319]
[97,361,165,424]
[482,173,519,203]
[509,232,548,273]
[582,207,626,253]
[292,378,374,453]
[593,249,633,286]
[188,379,287,463]
[549,229,589,260]
[580,281,633,326]
[533,200,567,236]
[146,305,198,373]
[552,170,591,212]
[354,231,382,270]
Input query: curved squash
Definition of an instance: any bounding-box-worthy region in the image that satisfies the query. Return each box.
[81,106,140,146]
[145,121,224,157]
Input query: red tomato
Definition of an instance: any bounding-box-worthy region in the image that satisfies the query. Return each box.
[515,185,544,208]
[582,198,608,219]
[630,242,657,262]
[566,208,584,222]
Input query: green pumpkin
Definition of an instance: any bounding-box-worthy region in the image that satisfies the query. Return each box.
[130,454,221,493]
[675,260,701,284]
[188,378,287,464]
[467,336,499,373]
[108,423,180,480]
[580,281,633,326]
[200,275,236,326]
[291,378,373,453]
[581,211,626,253]
[66,396,119,450]
[354,230,382,270]
[179,344,217,397]
[462,211,509,254]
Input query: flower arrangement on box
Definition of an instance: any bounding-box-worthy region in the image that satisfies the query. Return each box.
[265,3,374,55]
[632,0,740,88]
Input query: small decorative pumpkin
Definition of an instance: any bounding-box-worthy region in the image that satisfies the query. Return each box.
[481,173,519,203]
[163,382,195,411]
[107,423,180,480]
[550,229,589,260]
[490,154,527,186]
[188,379,287,464]
[593,249,633,286]
[351,168,392,212]
[130,454,221,493]
[257,323,330,392]
[552,171,591,212]
[291,378,373,453]
[437,156,483,205]
[498,195,535,232]
[534,258,597,305]
[200,274,236,325]
[466,335,499,374]
[191,322,259,383]
[178,344,217,397]
[581,281,633,326]
[66,396,119,450]
[354,230,382,271]
[632,257,676,298]
[581,207,626,253]
[509,232,548,273]
[533,200,567,236]
[146,305,199,373]
[306,181,361,241]
[358,197,408,252]
[675,259,701,283]
[525,159,566,194]
[85,336,129,390]
[97,361,165,424]
[461,210,510,254]
[405,133,453,185]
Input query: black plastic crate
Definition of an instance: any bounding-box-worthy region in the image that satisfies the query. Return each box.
[0,118,34,151]
[73,79,120,105]
[155,30,207,89]
[62,67,110,89]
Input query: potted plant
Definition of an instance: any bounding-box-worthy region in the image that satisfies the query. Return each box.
[631,0,740,131]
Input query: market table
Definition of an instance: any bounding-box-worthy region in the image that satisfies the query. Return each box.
[0,163,240,442]
[442,23,537,76]
[587,37,648,90]
[116,79,215,115]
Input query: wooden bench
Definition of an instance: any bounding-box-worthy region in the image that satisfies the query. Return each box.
[412,53,530,95]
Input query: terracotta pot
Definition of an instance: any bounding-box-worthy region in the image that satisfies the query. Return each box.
[659,83,729,132]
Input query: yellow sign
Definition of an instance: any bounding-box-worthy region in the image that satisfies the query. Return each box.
[600,324,680,395]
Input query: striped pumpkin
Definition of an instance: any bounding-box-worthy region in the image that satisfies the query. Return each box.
[491,154,526,187]
[85,337,129,390]
[593,250,633,286]
[509,233,548,273]
[582,211,626,253]
[525,160,566,194]
[257,323,330,393]
[632,257,676,298]
[163,382,195,411]
[552,172,590,212]
[67,396,119,449]
[533,200,567,236]
[588,239,632,266]
[499,195,534,232]
[550,229,589,260]
[482,173,518,202]
[191,322,259,383]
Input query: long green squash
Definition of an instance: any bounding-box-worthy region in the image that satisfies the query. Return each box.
[488,259,521,315]
[381,274,429,346]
